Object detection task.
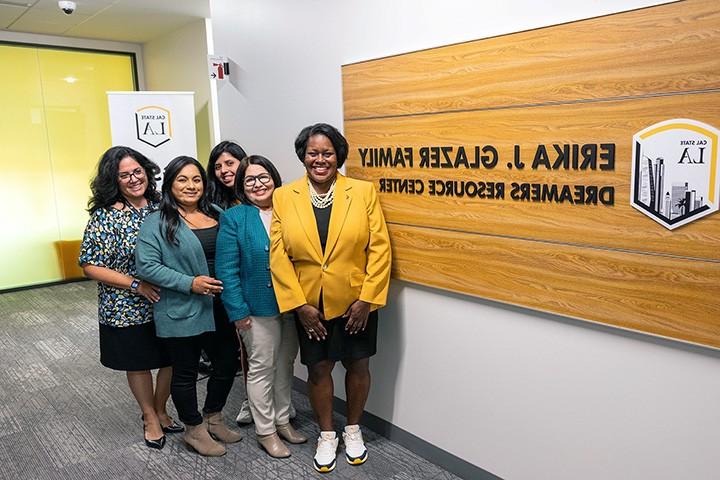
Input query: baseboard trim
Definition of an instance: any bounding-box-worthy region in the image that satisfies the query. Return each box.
[292,376,502,480]
[0,278,90,294]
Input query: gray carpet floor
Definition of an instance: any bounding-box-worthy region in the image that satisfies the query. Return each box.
[0,281,460,480]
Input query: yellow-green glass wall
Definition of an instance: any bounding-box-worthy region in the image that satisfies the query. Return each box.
[0,44,135,290]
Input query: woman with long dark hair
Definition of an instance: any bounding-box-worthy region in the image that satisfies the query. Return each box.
[216,155,305,458]
[207,141,247,210]
[79,145,181,451]
[135,156,242,457]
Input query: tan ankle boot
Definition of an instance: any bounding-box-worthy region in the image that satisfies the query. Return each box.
[204,411,243,443]
[276,423,308,444]
[257,432,291,458]
[184,421,226,456]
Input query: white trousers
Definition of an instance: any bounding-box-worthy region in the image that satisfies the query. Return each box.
[239,313,299,435]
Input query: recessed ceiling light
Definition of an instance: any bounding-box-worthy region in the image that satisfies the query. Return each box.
[63,76,77,84]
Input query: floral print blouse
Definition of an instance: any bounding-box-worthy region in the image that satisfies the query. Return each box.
[79,203,157,327]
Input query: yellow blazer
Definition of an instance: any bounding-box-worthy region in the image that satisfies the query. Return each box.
[270,173,391,319]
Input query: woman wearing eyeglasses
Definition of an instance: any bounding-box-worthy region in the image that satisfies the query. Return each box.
[80,146,181,451]
[270,123,391,473]
[216,155,306,458]
[205,141,297,427]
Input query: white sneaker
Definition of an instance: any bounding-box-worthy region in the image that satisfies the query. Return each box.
[313,431,339,473]
[235,400,253,425]
[342,425,368,465]
[289,402,296,419]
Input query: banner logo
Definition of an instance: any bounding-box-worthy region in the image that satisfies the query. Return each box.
[630,119,719,230]
[135,105,172,148]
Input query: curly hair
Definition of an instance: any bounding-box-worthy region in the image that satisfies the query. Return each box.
[206,140,248,210]
[87,146,160,213]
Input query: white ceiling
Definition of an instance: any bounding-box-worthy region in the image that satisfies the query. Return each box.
[0,0,210,43]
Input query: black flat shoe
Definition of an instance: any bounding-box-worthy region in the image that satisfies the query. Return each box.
[142,415,185,434]
[162,420,185,434]
[144,433,166,450]
[142,416,166,450]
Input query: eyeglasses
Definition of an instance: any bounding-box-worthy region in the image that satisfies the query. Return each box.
[305,151,335,160]
[118,167,145,182]
[244,173,272,187]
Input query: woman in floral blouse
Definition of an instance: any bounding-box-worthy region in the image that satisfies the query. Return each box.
[79,146,182,450]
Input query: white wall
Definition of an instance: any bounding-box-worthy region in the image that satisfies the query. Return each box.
[143,20,213,161]
[209,1,720,479]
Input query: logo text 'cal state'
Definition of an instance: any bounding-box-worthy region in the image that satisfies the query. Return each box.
[630,119,719,230]
[135,105,172,148]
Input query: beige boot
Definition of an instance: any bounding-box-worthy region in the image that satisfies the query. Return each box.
[257,432,291,458]
[205,411,243,443]
[276,423,308,444]
[184,421,226,456]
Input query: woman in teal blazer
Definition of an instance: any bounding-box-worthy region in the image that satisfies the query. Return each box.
[216,155,304,458]
[136,156,242,457]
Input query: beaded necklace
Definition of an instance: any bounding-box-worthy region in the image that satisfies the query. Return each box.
[309,179,336,209]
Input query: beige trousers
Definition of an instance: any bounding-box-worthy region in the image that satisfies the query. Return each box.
[239,313,299,435]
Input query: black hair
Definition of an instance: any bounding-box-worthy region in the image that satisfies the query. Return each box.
[294,123,348,168]
[87,146,160,213]
[207,140,248,209]
[159,156,216,245]
[234,155,283,206]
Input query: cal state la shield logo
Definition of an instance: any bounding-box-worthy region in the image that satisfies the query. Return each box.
[135,106,172,148]
[630,119,719,230]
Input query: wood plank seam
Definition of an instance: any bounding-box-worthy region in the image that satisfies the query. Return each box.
[345,88,720,123]
[384,220,720,264]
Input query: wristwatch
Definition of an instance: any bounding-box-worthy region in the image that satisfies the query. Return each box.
[130,278,141,292]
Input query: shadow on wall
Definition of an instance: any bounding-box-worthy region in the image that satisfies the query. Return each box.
[227,58,247,97]
[367,281,405,421]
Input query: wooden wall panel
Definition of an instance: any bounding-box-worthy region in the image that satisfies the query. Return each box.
[345,92,720,261]
[390,224,720,348]
[342,0,720,348]
[343,0,720,119]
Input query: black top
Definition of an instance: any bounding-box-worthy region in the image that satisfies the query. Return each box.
[192,225,219,277]
[313,204,332,253]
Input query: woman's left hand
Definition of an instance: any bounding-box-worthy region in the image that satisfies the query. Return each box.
[343,300,371,335]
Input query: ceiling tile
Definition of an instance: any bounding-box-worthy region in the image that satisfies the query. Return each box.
[10,11,92,35]
[3,0,209,42]
[0,4,27,28]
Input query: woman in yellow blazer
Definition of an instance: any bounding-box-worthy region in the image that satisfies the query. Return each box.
[270,123,391,473]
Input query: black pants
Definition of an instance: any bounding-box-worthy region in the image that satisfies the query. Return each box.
[163,300,239,426]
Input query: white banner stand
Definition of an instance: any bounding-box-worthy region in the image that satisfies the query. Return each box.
[107,91,197,175]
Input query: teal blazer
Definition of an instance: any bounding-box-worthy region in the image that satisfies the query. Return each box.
[216,205,280,321]
[135,211,215,338]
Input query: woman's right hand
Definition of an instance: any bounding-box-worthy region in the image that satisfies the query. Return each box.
[191,276,223,296]
[296,304,327,341]
[136,280,161,303]
[234,317,252,332]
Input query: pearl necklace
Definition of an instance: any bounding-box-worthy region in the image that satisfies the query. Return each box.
[309,179,335,209]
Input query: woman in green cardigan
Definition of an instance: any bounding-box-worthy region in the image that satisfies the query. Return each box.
[135,156,242,457]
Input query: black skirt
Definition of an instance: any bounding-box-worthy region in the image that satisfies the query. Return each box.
[99,322,171,371]
[296,310,378,366]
